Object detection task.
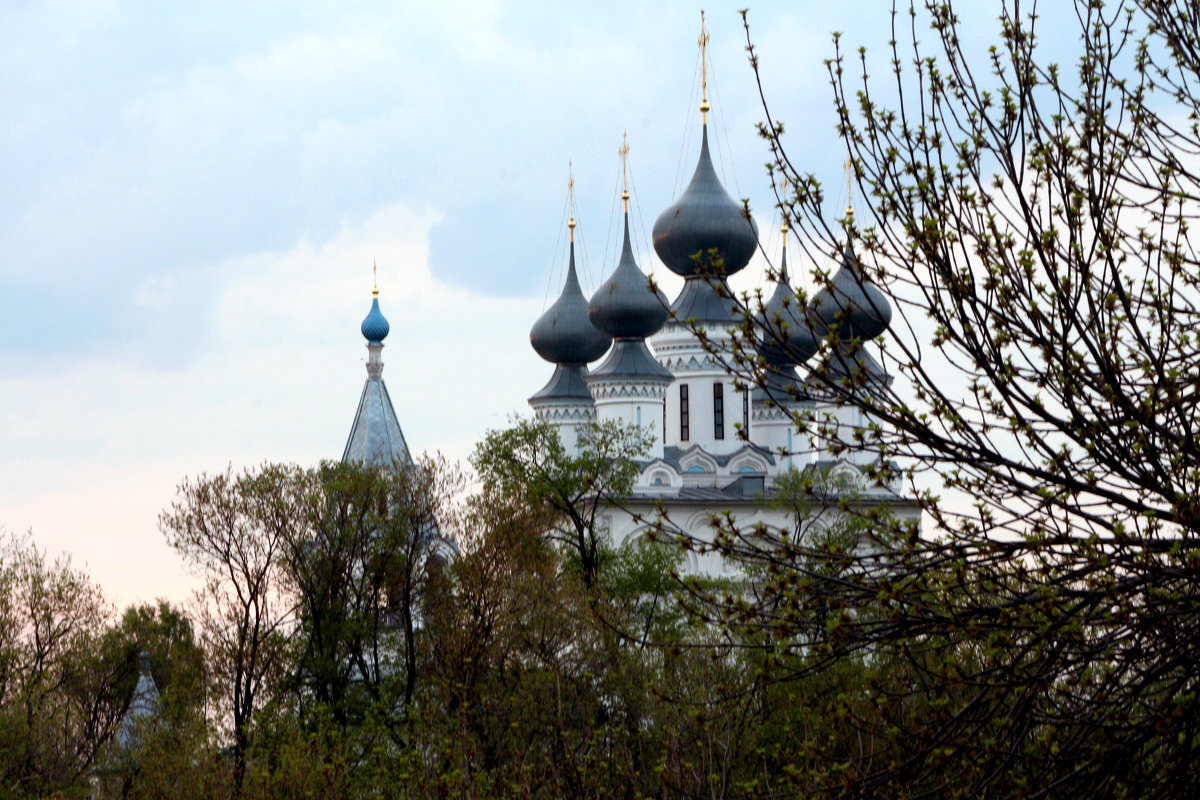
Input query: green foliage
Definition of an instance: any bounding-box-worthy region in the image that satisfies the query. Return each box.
[97,600,206,730]
[0,533,115,799]
[472,417,647,588]
[708,2,1200,793]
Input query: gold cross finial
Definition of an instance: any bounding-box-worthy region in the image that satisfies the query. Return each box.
[619,132,630,212]
[699,10,711,123]
[777,175,792,236]
[844,156,854,218]
[372,260,379,297]
[567,160,576,242]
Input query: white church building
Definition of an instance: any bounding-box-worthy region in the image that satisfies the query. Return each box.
[525,84,919,574]
[341,45,920,575]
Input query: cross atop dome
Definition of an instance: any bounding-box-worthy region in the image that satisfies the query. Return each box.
[699,10,711,122]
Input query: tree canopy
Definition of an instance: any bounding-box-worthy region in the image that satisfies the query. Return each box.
[682,0,1200,795]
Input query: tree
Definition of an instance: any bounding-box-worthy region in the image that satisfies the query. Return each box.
[471,418,647,589]
[0,533,119,799]
[98,600,207,731]
[282,455,460,735]
[700,1,1200,795]
[160,465,299,794]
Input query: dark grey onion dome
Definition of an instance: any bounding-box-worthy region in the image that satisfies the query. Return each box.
[756,246,818,365]
[588,210,669,339]
[652,125,759,278]
[808,243,892,341]
[530,239,612,364]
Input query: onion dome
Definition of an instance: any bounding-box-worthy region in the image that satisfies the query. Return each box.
[361,288,390,343]
[808,243,892,342]
[531,226,612,364]
[756,235,818,366]
[652,125,759,278]
[588,205,669,339]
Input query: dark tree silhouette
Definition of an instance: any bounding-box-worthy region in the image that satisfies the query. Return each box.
[679,2,1200,796]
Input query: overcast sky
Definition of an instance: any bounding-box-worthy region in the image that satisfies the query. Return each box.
[1,1,1066,608]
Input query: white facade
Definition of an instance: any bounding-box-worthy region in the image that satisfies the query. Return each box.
[530,293,921,571]
[527,91,918,566]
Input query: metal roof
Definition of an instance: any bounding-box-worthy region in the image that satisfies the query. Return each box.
[588,212,669,340]
[531,240,612,365]
[342,374,412,466]
[530,363,596,403]
[652,124,759,279]
[587,339,673,382]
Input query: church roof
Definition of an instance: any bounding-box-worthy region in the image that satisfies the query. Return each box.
[531,230,612,365]
[756,237,818,366]
[342,375,412,466]
[652,124,759,279]
[669,276,738,324]
[588,207,669,340]
[530,362,595,403]
[115,652,161,749]
[587,339,673,382]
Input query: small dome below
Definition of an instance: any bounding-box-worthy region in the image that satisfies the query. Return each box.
[756,248,817,366]
[531,242,612,364]
[589,213,669,340]
[809,244,892,342]
[652,126,759,278]
[361,295,390,343]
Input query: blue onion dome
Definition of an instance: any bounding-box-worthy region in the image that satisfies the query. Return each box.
[756,241,818,365]
[808,243,892,341]
[652,125,759,278]
[361,289,390,343]
[530,227,612,364]
[588,203,669,339]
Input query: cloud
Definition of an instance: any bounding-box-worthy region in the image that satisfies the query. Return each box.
[0,200,545,608]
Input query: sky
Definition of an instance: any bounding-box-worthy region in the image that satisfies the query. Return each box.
[0,1,1060,609]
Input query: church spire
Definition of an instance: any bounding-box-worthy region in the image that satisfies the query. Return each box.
[344,270,411,465]
[651,15,759,322]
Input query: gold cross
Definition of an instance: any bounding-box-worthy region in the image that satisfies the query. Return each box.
[699,10,710,122]
[372,259,378,297]
[844,156,854,217]
[619,132,630,212]
[567,160,576,242]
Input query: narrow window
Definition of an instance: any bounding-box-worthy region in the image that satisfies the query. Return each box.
[680,385,690,441]
[741,388,750,438]
[713,382,725,440]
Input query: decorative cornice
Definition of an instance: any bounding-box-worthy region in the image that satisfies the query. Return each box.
[589,382,669,401]
[752,405,796,422]
[533,405,597,422]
